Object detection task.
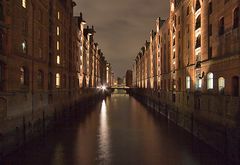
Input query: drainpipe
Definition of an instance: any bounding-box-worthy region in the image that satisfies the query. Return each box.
[31,3,35,120]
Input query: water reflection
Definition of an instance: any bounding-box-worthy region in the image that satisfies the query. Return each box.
[2,95,228,165]
[98,100,111,163]
[112,89,127,95]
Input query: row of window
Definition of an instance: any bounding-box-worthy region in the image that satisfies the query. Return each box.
[185,73,239,96]
[219,7,239,35]
[185,3,239,34]
[187,72,219,90]
[20,39,62,64]
[19,67,66,89]
[157,74,239,97]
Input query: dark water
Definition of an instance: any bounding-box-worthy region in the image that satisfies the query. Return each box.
[2,90,227,165]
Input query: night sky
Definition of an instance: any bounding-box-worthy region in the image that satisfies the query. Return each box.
[74,0,169,77]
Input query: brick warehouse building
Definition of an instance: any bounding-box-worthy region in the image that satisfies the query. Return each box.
[0,0,111,156]
[126,70,133,87]
[134,0,240,163]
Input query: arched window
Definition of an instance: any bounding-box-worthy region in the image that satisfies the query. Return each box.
[39,48,42,58]
[37,70,44,88]
[57,26,60,36]
[0,61,4,84]
[196,0,201,11]
[218,77,225,94]
[207,72,214,89]
[233,7,239,29]
[196,78,202,89]
[56,73,60,88]
[22,40,27,54]
[186,76,191,89]
[48,73,53,89]
[56,41,60,50]
[178,78,181,91]
[0,3,3,21]
[195,15,201,30]
[0,30,3,52]
[20,67,28,85]
[63,74,66,88]
[57,55,60,64]
[232,76,239,96]
[195,35,201,48]
[22,0,27,8]
[219,17,225,35]
[208,2,212,14]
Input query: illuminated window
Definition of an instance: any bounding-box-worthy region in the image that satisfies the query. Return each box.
[22,40,27,53]
[207,72,214,89]
[37,70,44,88]
[22,0,27,8]
[218,77,225,93]
[56,41,59,50]
[57,11,60,20]
[57,26,60,36]
[186,76,191,89]
[20,67,28,85]
[197,79,202,89]
[57,55,60,64]
[196,70,202,89]
[56,73,60,88]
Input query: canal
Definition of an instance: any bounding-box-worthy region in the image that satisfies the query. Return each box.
[2,90,227,165]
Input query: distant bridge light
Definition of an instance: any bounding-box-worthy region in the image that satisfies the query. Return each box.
[102,85,107,91]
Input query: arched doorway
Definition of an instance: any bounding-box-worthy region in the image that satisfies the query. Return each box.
[232,76,239,97]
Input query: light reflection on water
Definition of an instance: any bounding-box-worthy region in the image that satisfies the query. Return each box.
[2,93,228,165]
[98,100,111,163]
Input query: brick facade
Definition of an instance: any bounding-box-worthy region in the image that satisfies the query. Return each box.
[0,0,111,157]
[134,0,240,163]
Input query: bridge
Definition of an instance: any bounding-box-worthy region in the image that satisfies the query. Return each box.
[110,85,130,90]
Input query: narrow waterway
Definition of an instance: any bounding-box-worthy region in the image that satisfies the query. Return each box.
[2,90,227,165]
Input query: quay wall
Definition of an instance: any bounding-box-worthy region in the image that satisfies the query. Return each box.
[130,88,240,164]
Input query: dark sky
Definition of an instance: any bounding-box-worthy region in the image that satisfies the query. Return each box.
[74,0,169,77]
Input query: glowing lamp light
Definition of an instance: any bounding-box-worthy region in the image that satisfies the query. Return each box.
[171,2,174,11]
[102,85,106,91]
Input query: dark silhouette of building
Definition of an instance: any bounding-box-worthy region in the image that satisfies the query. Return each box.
[117,77,123,86]
[126,70,133,87]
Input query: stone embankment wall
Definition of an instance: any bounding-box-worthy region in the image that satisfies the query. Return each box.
[130,88,240,164]
[0,89,106,159]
